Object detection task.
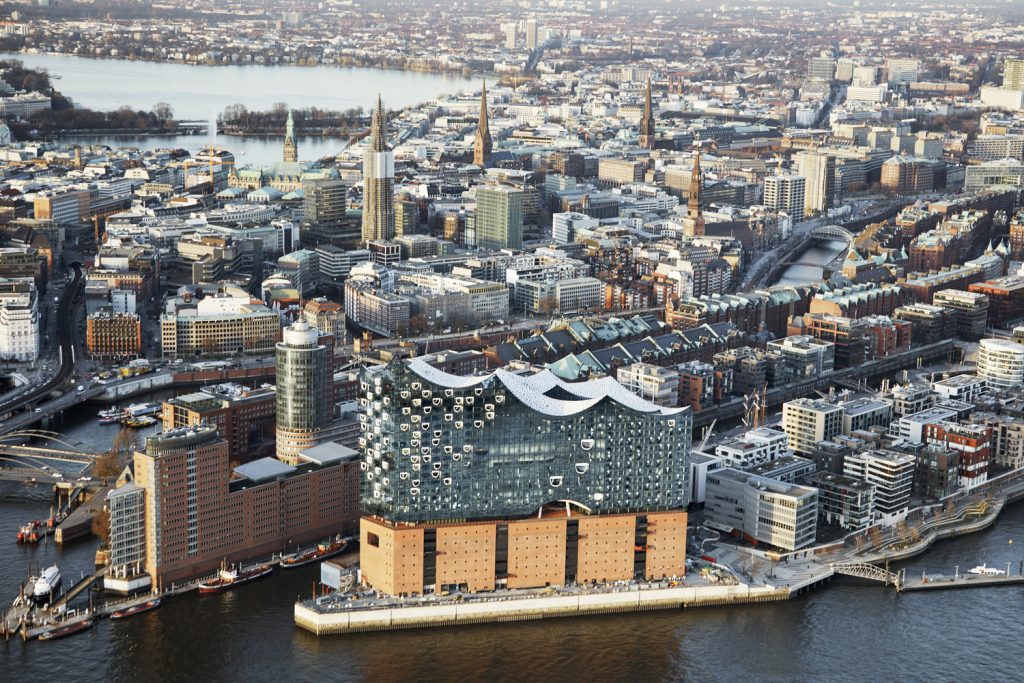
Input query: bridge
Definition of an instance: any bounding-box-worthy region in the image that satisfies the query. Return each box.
[809,225,855,242]
[830,562,904,590]
[0,430,99,482]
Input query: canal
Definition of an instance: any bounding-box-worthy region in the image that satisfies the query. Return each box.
[773,238,850,287]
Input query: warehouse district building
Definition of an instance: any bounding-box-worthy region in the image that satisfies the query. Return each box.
[358,358,693,596]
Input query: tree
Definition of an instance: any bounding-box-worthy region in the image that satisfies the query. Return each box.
[92,508,110,546]
[152,102,174,121]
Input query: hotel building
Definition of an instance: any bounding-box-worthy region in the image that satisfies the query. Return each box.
[358,358,692,596]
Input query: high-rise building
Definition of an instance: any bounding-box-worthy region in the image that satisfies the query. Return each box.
[525,18,538,49]
[977,338,1024,389]
[473,81,493,168]
[361,95,396,243]
[781,398,843,456]
[131,425,360,586]
[503,22,517,49]
[638,77,656,150]
[475,185,523,250]
[886,58,920,84]
[283,110,298,163]
[796,151,836,214]
[358,358,692,595]
[1004,57,1024,90]
[763,175,807,223]
[276,320,333,464]
[806,56,836,82]
[303,178,347,227]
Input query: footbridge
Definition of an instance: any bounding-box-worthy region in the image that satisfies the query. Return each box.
[830,562,904,590]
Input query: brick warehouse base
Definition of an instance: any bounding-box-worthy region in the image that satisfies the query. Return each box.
[359,510,688,596]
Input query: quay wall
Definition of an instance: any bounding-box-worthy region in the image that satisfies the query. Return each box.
[295,584,790,635]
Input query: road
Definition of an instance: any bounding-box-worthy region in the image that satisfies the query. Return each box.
[0,262,85,418]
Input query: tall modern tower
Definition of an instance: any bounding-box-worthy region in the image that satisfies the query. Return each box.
[283,110,298,163]
[361,95,396,243]
[473,81,493,168]
[275,320,332,464]
[639,77,656,150]
[475,185,523,250]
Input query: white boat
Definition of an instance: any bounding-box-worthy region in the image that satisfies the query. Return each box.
[968,564,1004,576]
[123,403,160,418]
[32,565,61,602]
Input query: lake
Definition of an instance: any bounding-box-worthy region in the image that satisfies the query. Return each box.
[3,52,477,165]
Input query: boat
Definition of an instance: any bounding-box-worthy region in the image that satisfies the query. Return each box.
[198,563,274,594]
[968,564,1005,576]
[97,406,122,421]
[32,565,62,603]
[38,619,94,641]
[17,521,41,544]
[110,598,161,620]
[279,538,348,569]
[124,416,158,428]
[123,403,160,418]
[99,415,122,425]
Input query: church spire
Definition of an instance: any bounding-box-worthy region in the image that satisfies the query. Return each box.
[639,76,655,150]
[283,109,297,162]
[685,138,705,237]
[369,94,388,153]
[474,80,493,168]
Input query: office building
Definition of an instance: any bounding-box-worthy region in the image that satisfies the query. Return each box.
[303,178,347,227]
[160,286,281,358]
[276,321,334,464]
[843,450,914,523]
[782,398,843,456]
[932,290,988,340]
[361,95,396,242]
[796,151,836,214]
[0,278,38,361]
[616,362,679,407]
[839,397,893,435]
[803,472,874,531]
[86,311,141,359]
[1004,57,1024,91]
[763,175,807,223]
[303,297,346,346]
[886,58,920,84]
[893,304,956,346]
[766,336,835,382]
[358,358,692,595]
[977,338,1024,388]
[131,426,359,585]
[713,427,790,470]
[748,454,816,483]
[162,383,277,465]
[806,56,836,82]
[969,276,1024,328]
[705,468,818,551]
[475,185,523,250]
[104,483,148,593]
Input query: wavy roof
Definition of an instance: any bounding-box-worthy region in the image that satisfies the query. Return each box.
[405,357,686,417]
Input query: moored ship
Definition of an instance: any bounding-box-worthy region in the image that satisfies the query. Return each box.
[110,598,161,620]
[279,538,348,569]
[38,618,93,641]
[198,563,274,594]
[32,565,62,603]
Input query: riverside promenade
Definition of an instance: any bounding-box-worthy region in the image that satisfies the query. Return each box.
[296,469,1024,636]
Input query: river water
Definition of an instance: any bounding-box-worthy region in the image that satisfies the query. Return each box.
[2,401,1023,680]
[4,52,477,166]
